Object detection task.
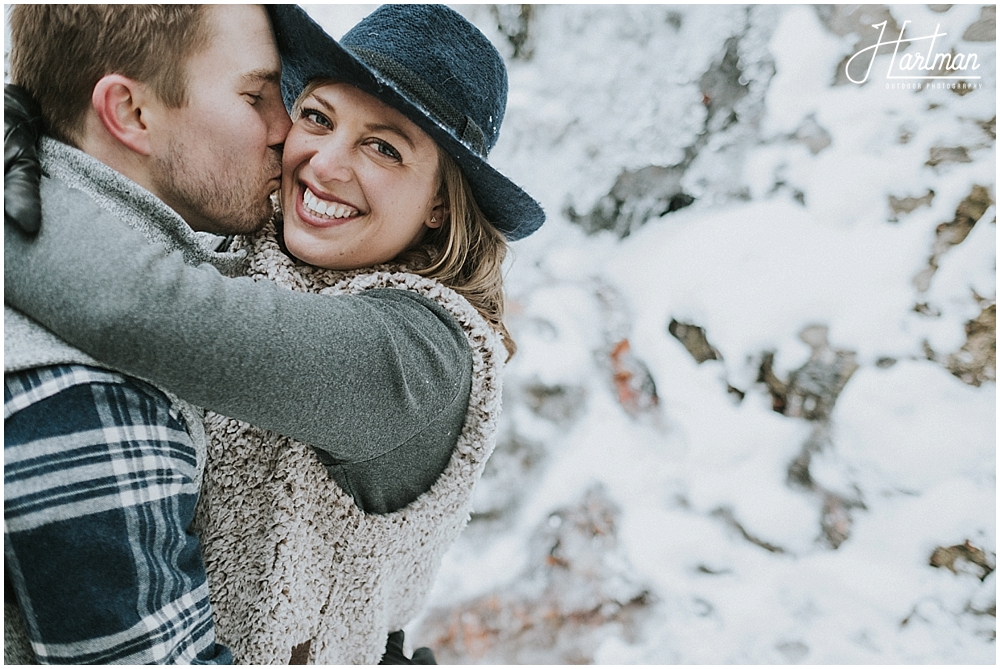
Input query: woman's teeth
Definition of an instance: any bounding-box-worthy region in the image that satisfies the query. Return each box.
[303,188,358,219]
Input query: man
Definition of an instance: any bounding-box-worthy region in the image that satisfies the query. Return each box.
[4,5,289,663]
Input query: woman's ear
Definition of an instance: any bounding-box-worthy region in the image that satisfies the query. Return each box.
[428,203,448,229]
[91,74,153,156]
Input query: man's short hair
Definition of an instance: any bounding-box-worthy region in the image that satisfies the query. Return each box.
[8,5,212,147]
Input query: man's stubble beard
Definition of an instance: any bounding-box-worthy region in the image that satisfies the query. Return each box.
[151,142,282,236]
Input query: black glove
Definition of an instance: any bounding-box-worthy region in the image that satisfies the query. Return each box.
[4,84,45,236]
[379,630,437,665]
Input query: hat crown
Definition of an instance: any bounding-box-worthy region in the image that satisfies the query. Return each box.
[340,4,507,157]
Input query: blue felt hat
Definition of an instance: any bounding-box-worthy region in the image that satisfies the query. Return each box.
[265,4,545,241]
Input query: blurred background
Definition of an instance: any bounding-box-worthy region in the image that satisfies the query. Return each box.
[319,4,993,662]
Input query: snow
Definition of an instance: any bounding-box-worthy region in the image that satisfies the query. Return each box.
[928,205,998,324]
[391,4,993,663]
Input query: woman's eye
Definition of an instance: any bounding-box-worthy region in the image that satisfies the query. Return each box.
[301,109,332,129]
[245,93,263,105]
[371,139,401,161]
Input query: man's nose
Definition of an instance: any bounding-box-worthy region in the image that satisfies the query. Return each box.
[267,100,292,147]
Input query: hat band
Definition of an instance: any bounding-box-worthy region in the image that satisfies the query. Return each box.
[347,46,488,157]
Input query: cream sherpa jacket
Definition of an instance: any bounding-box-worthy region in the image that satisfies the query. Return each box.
[194,228,504,664]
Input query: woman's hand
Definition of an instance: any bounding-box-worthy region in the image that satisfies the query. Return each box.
[4,84,45,236]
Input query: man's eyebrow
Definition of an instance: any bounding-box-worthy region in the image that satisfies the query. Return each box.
[239,68,281,86]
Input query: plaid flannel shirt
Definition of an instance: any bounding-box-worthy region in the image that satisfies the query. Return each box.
[4,364,231,664]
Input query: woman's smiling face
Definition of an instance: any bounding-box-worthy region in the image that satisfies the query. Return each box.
[281,81,444,270]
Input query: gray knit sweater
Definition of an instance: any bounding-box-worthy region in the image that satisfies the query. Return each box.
[4,143,475,514]
[4,137,237,474]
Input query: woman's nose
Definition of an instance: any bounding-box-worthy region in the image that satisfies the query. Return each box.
[310,138,354,184]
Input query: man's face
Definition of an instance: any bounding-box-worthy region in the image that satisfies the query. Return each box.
[148,5,291,235]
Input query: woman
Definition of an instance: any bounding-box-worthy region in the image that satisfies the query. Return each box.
[5,4,544,664]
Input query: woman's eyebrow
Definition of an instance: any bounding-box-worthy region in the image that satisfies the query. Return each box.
[364,123,415,151]
[309,93,337,115]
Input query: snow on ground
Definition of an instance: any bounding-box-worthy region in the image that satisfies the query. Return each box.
[305,4,995,664]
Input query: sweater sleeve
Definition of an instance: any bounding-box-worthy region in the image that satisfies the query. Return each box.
[4,177,473,463]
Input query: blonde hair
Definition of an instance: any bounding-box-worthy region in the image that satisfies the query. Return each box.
[397,150,516,359]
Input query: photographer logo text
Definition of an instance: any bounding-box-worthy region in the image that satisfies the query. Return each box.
[846,20,983,90]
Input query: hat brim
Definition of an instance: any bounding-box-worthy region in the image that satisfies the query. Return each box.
[266,5,544,241]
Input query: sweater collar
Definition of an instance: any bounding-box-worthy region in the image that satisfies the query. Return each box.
[38,136,247,276]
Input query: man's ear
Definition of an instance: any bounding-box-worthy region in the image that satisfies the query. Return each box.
[91,74,153,156]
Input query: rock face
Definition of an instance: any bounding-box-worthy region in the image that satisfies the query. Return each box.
[913,185,994,293]
[756,326,864,549]
[666,316,867,550]
[930,541,996,581]
[490,4,535,60]
[568,164,695,239]
[764,325,859,423]
[608,339,660,420]
[911,185,996,388]
[962,5,996,42]
[888,190,935,222]
[668,319,721,364]
[947,303,997,387]
[813,5,907,85]
[565,6,775,238]
[414,485,653,664]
